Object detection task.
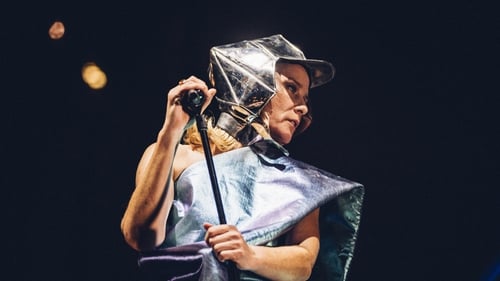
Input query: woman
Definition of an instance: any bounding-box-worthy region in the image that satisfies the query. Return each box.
[121,34,364,281]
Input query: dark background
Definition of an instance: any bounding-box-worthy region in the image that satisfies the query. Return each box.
[3,1,499,281]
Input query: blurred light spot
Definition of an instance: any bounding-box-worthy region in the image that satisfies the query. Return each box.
[48,21,65,39]
[82,62,107,90]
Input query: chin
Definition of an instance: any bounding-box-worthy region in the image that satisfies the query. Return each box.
[273,133,293,145]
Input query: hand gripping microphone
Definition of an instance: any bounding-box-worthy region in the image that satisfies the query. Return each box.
[180,89,205,117]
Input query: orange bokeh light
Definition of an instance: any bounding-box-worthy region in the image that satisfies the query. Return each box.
[48,21,65,40]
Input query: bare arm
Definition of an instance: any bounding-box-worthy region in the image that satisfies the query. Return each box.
[205,208,320,281]
[121,76,216,251]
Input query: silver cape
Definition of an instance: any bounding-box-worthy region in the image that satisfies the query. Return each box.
[139,140,364,281]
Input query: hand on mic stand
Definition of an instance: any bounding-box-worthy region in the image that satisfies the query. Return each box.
[180,89,240,281]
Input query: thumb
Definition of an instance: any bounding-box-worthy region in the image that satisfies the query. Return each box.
[203,222,213,230]
[203,222,214,242]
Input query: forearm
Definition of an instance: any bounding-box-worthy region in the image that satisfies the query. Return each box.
[246,237,319,281]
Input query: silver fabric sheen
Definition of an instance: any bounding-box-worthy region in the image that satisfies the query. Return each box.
[142,140,364,280]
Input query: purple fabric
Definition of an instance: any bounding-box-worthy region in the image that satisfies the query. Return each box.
[138,242,207,281]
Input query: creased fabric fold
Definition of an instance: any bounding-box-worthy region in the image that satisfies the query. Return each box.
[138,140,364,281]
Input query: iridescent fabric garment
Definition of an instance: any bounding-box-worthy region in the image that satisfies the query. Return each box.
[138,140,364,281]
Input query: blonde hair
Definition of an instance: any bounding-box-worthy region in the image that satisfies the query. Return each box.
[182,111,274,153]
[182,117,243,153]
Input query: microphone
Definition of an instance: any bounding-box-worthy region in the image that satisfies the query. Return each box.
[180,89,205,116]
[180,89,239,280]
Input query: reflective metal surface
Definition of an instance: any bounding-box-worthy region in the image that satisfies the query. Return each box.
[208,34,335,144]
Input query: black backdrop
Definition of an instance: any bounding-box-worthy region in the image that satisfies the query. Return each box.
[3,1,498,281]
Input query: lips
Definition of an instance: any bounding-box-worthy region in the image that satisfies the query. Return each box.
[288,119,299,129]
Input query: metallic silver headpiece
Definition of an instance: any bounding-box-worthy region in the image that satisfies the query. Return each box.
[208,34,335,144]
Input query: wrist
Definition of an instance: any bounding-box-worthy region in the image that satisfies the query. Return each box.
[157,127,183,147]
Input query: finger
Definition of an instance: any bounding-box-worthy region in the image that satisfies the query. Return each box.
[203,223,213,230]
[185,76,210,90]
[205,224,231,237]
[173,95,182,105]
[178,76,201,86]
[213,242,242,263]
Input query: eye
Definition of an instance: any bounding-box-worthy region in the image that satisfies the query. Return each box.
[286,83,298,94]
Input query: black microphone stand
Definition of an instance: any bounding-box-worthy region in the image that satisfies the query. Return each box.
[181,89,240,281]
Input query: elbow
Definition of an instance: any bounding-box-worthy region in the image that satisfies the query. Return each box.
[121,219,143,251]
[293,262,314,281]
[296,250,317,281]
[281,265,313,281]
[121,218,161,252]
[302,265,313,281]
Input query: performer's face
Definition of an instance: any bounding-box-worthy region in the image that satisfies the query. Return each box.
[262,62,311,145]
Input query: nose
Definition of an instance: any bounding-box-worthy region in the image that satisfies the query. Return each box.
[294,104,309,117]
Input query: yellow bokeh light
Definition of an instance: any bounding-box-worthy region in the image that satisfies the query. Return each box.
[82,62,107,89]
